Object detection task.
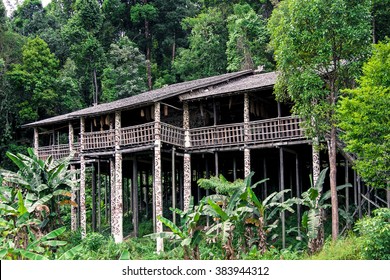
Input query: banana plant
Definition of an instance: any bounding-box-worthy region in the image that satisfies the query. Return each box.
[145,198,205,259]
[300,168,351,254]
[203,172,297,257]
[0,148,78,231]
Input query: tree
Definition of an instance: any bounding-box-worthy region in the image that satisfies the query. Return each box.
[173,7,228,81]
[101,36,147,102]
[226,3,271,71]
[268,0,372,241]
[338,41,390,189]
[8,36,59,123]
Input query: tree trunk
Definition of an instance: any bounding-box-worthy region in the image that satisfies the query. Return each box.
[144,0,152,90]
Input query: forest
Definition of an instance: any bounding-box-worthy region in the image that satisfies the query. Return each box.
[0,0,389,260]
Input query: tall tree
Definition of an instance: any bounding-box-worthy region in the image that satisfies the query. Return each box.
[8,37,59,123]
[173,7,228,81]
[226,3,271,71]
[101,36,147,102]
[338,41,390,189]
[268,0,372,241]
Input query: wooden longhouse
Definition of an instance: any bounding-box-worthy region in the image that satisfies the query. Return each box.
[23,70,381,251]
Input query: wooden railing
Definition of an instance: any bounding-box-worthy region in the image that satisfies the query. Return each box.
[247,116,304,144]
[190,123,245,148]
[121,122,155,147]
[84,129,115,150]
[36,116,305,159]
[38,144,71,160]
[188,116,305,149]
[161,123,185,147]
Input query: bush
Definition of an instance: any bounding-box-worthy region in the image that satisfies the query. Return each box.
[355,208,390,260]
[82,233,107,252]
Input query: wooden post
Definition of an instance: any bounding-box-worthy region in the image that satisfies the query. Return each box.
[263,157,268,199]
[215,152,219,177]
[183,101,191,212]
[113,111,123,243]
[295,154,301,237]
[387,188,390,208]
[70,165,77,231]
[80,117,86,238]
[345,160,350,228]
[172,148,176,224]
[33,127,39,156]
[244,93,251,177]
[97,159,101,232]
[233,157,237,181]
[205,156,210,227]
[279,147,285,249]
[154,102,163,252]
[92,163,96,232]
[105,175,108,223]
[133,158,139,237]
[353,170,357,206]
[110,158,115,229]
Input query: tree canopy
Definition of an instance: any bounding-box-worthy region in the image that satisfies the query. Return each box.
[338,41,390,189]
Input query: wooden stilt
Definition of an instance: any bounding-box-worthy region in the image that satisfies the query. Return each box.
[205,157,210,227]
[279,147,285,249]
[345,161,349,219]
[233,156,237,181]
[353,171,357,206]
[172,148,176,224]
[105,175,108,223]
[296,154,301,237]
[358,176,362,219]
[70,165,77,231]
[179,168,184,211]
[133,158,139,237]
[183,153,191,211]
[80,116,86,238]
[92,163,96,232]
[263,157,268,199]
[387,188,390,208]
[154,102,163,252]
[97,159,101,232]
[113,111,123,243]
[152,163,156,233]
[215,152,219,177]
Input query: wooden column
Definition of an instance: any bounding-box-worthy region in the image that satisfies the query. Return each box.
[172,147,176,224]
[113,111,123,243]
[80,117,86,238]
[133,158,139,237]
[92,163,96,232]
[110,158,115,228]
[244,93,251,177]
[97,159,101,232]
[33,127,39,156]
[295,154,301,237]
[279,147,285,249]
[154,103,163,252]
[357,176,362,219]
[345,161,350,229]
[68,122,77,231]
[233,157,237,181]
[183,101,191,211]
[215,152,219,177]
[312,143,320,186]
[387,188,390,208]
[263,157,268,199]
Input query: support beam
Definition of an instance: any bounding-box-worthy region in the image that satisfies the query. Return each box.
[97,159,101,232]
[263,157,268,199]
[133,158,139,237]
[183,153,191,211]
[279,147,285,249]
[70,165,77,231]
[110,158,115,229]
[33,127,39,156]
[80,117,86,238]
[295,155,301,237]
[244,93,251,177]
[387,188,390,209]
[154,102,164,252]
[215,152,219,177]
[92,163,96,232]
[233,157,237,181]
[345,161,350,229]
[312,143,320,186]
[172,148,176,224]
[357,176,362,219]
[113,111,123,243]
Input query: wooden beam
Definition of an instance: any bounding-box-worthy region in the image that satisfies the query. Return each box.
[80,117,86,238]
[172,148,176,224]
[279,147,285,249]
[113,111,123,243]
[92,163,96,232]
[133,158,139,237]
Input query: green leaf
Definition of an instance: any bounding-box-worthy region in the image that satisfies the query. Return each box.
[41,240,67,247]
[42,226,66,240]
[58,244,83,260]
[19,249,48,260]
[17,190,27,215]
[119,250,130,260]
[207,199,229,221]
[157,216,184,239]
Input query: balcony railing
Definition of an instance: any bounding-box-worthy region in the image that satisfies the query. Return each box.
[121,122,155,147]
[37,116,306,159]
[84,129,115,150]
[161,123,185,147]
[190,123,245,148]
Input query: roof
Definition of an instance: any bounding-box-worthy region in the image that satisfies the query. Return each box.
[23,70,277,128]
[180,71,277,101]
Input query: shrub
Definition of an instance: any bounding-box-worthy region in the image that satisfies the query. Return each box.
[355,208,390,260]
